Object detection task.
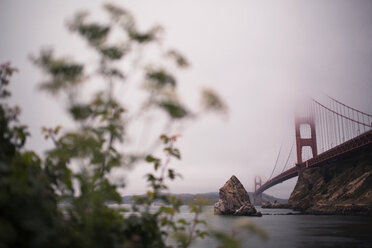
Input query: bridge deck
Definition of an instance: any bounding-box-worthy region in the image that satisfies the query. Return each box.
[255,130,372,196]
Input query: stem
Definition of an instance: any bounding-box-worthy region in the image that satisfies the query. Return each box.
[159,139,173,182]
[186,210,199,247]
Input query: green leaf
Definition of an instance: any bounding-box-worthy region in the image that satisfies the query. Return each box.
[69,104,92,121]
[128,25,162,43]
[100,46,125,60]
[158,100,188,119]
[78,23,110,46]
[145,155,157,162]
[104,3,129,21]
[171,148,181,159]
[54,125,61,134]
[164,147,181,160]
[177,218,188,225]
[166,49,189,68]
[168,169,175,180]
[31,49,85,94]
[145,155,161,170]
[146,68,176,88]
[196,230,209,239]
[145,173,156,182]
[159,206,175,214]
[201,88,227,114]
[160,134,169,144]
[210,230,240,248]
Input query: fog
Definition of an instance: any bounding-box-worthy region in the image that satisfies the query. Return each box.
[1,0,371,198]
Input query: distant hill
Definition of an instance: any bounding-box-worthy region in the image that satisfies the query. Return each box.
[122,192,287,205]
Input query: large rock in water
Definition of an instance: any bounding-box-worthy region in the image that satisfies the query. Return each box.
[214,175,261,216]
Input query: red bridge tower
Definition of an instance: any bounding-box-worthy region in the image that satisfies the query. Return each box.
[253,176,262,205]
[295,114,318,165]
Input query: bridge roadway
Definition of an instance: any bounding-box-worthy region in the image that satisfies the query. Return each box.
[255,130,372,196]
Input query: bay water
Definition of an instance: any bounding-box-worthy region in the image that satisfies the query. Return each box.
[117,204,372,247]
[174,206,372,247]
[194,206,372,248]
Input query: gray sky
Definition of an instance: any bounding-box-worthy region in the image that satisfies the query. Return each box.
[1,0,372,198]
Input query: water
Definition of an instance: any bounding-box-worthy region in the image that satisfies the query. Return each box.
[175,206,372,248]
[114,204,372,247]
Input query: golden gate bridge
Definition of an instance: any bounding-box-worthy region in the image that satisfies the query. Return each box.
[253,95,372,204]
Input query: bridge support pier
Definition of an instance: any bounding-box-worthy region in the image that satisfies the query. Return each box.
[253,193,262,205]
[295,163,303,176]
[253,176,263,205]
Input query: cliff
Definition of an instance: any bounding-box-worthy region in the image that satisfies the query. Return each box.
[289,149,372,215]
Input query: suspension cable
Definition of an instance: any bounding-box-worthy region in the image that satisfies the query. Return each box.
[281,142,294,173]
[268,140,284,180]
[312,98,371,127]
[327,95,372,117]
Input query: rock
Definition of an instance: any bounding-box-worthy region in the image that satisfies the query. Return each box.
[261,200,290,209]
[304,203,372,216]
[214,175,261,216]
[289,150,372,216]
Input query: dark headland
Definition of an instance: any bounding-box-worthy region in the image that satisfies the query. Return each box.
[288,149,372,215]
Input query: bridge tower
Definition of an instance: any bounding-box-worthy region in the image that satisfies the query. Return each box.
[253,176,262,205]
[295,114,318,165]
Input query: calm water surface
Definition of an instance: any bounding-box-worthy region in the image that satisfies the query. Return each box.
[115,204,372,247]
[178,206,372,248]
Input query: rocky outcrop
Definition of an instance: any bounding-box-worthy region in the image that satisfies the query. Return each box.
[289,151,372,215]
[261,200,290,209]
[214,175,261,216]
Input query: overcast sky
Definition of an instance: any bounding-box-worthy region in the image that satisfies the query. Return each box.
[1,0,372,198]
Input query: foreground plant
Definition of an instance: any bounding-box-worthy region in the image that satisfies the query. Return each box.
[0,65,221,247]
[0,3,266,248]
[29,4,226,247]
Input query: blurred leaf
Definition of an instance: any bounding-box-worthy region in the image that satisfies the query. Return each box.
[31,49,85,94]
[210,230,240,248]
[164,147,181,160]
[168,169,175,179]
[172,231,189,248]
[103,3,129,21]
[78,23,110,46]
[0,89,11,98]
[100,45,126,60]
[158,100,188,119]
[160,134,169,144]
[159,206,175,214]
[0,62,18,88]
[146,68,176,88]
[196,230,209,239]
[145,155,157,163]
[201,88,227,114]
[166,49,189,68]
[177,218,188,225]
[145,155,161,171]
[69,104,93,121]
[128,25,162,43]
